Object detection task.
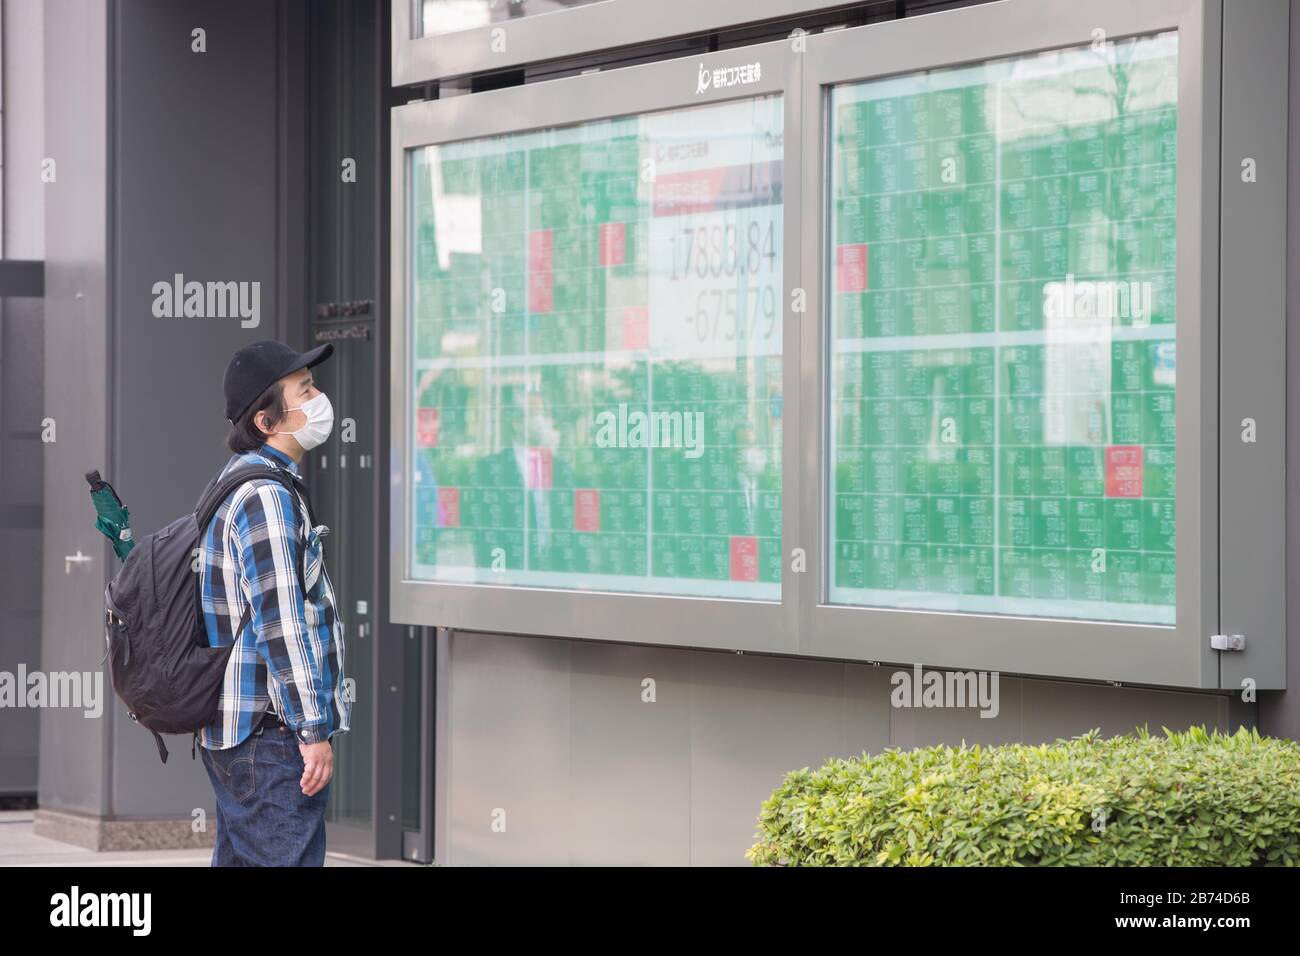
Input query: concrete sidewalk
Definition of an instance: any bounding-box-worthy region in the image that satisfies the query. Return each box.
[0,811,418,867]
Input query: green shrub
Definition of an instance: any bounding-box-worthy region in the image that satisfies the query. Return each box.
[747,725,1300,866]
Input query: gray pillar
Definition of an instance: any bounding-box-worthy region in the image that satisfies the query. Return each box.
[1261,0,1300,741]
[0,0,48,799]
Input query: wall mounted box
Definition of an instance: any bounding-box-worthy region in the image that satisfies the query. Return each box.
[391,0,1288,692]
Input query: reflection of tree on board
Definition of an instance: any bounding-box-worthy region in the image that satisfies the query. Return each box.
[998,37,1176,450]
[1001,36,1175,287]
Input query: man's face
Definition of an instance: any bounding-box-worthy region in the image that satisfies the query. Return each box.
[256,367,322,440]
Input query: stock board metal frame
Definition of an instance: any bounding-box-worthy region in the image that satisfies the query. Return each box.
[392,0,1287,690]
[390,40,803,652]
[799,0,1226,688]
[392,0,834,86]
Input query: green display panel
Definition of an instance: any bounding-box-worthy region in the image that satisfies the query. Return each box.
[828,32,1178,624]
[409,95,783,599]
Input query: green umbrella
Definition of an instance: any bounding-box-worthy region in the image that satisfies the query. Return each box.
[86,470,134,560]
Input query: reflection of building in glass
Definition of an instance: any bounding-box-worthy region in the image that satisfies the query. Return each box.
[420,0,610,38]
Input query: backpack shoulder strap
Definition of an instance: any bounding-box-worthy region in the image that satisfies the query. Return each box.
[195,462,312,596]
[197,463,277,531]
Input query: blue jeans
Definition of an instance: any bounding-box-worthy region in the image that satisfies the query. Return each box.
[200,714,330,866]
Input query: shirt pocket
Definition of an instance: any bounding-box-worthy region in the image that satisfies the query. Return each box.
[303,523,328,598]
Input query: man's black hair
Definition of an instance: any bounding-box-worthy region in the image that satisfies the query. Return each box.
[226,380,287,454]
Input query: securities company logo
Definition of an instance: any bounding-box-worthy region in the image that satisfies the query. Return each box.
[695,61,762,95]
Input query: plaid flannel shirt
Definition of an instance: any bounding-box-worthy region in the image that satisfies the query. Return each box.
[197,443,350,750]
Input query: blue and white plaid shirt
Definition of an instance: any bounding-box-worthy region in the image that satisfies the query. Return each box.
[198,442,350,750]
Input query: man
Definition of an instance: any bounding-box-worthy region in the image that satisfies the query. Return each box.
[197,339,351,867]
[471,386,574,569]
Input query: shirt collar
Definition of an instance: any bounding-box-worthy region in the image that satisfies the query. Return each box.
[256,442,299,475]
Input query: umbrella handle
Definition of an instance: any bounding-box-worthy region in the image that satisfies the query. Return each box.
[86,470,125,506]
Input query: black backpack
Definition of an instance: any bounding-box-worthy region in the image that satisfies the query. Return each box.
[102,462,316,764]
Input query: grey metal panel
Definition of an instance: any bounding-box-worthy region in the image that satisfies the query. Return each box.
[38,0,110,817]
[389,40,803,655]
[568,641,691,865]
[0,755,38,796]
[445,630,572,865]
[375,1,413,861]
[1226,687,1256,734]
[687,649,847,866]
[798,0,1222,688]
[0,265,45,713]
[1020,678,1227,743]
[435,630,1243,864]
[431,627,449,863]
[2,0,46,260]
[0,261,44,297]
[0,529,40,611]
[1218,0,1289,692]
[0,610,40,794]
[0,300,44,431]
[1260,0,1300,742]
[0,285,46,798]
[888,674,1024,749]
[392,0,852,85]
[843,662,893,758]
[0,434,42,503]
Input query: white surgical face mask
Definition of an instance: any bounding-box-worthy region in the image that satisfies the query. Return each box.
[273,391,334,450]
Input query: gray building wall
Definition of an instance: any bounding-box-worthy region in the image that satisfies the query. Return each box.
[0,0,46,797]
[37,0,110,817]
[435,631,1238,866]
[3,0,46,258]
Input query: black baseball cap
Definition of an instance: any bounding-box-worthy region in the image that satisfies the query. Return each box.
[223,339,334,424]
